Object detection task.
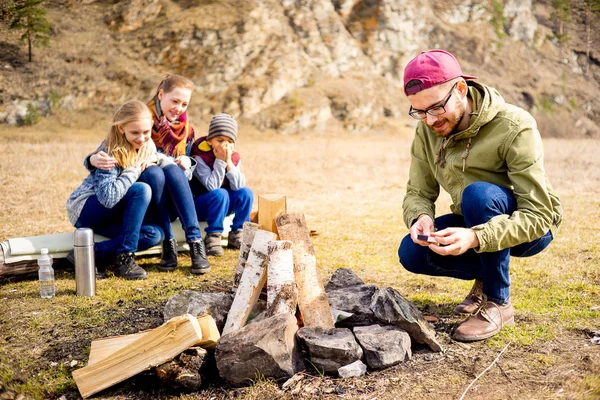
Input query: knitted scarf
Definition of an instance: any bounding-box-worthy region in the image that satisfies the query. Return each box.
[147,97,194,157]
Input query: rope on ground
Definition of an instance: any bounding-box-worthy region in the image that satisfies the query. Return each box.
[458,342,511,400]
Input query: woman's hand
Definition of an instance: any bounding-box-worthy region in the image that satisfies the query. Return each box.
[175,155,191,170]
[90,151,117,171]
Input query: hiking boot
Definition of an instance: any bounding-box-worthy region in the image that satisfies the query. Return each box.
[204,233,224,256]
[67,248,109,279]
[113,252,148,280]
[159,238,178,271]
[227,230,243,250]
[453,280,485,315]
[189,240,210,274]
[452,300,515,342]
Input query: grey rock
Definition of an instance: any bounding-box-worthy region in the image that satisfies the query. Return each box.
[370,287,443,352]
[163,290,233,332]
[338,359,367,378]
[215,313,303,387]
[325,268,364,291]
[353,324,411,369]
[327,284,378,327]
[296,327,363,374]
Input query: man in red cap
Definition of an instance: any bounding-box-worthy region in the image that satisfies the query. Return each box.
[398,49,563,341]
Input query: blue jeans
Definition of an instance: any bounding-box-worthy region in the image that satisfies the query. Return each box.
[398,182,553,304]
[75,182,165,261]
[194,187,253,233]
[139,164,202,242]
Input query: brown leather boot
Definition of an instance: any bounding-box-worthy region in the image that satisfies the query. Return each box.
[452,300,515,342]
[453,280,484,315]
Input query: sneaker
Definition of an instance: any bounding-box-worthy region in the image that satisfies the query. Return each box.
[452,300,515,342]
[227,230,243,250]
[204,233,224,257]
[113,252,148,280]
[189,240,210,274]
[159,238,178,271]
[453,280,484,315]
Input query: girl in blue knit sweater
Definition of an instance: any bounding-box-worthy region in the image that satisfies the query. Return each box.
[67,100,173,279]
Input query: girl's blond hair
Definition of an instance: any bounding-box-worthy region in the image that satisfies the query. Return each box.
[152,74,195,100]
[105,100,154,168]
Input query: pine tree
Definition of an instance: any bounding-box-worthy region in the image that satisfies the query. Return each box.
[551,0,572,61]
[9,0,51,62]
[584,0,600,77]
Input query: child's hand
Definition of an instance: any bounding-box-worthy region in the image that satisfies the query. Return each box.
[213,143,228,161]
[223,142,233,162]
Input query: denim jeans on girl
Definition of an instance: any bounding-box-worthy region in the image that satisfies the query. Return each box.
[398,182,553,304]
[194,187,253,233]
[139,164,202,242]
[75,182,164,261]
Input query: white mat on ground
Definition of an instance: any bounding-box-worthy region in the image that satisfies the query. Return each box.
[1,216,233,264]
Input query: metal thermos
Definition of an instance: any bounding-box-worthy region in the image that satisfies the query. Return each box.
[74,228,95,297]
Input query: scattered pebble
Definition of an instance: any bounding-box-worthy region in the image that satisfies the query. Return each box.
[424,354,434,361]
[591,336,600,345]
[50,362,58,367]
[137,308,145,311]
[70,360,78,367]
[9,289,17,293]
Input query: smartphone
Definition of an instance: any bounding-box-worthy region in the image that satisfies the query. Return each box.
[417,234,438,244]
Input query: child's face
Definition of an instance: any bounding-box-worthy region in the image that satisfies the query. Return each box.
[120,118,152,149]
[207,136,235,148]
[158,87,192,122]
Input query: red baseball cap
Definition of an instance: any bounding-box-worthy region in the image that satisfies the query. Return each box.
[403,49,477,96]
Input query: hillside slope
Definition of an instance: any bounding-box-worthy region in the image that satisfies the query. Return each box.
[0,0,599,137]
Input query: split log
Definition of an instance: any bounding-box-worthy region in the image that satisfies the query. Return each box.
[233,222,259,286]
[258,193,287,234]
[222,229,277,335]
[266,240,298,317]
[276,213,334,328]
[87,314,220,367]
[73,314,203,398]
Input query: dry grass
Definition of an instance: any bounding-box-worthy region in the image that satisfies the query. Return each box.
[0,113,599,400]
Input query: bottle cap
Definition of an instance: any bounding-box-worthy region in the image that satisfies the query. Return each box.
[41,248,48,255]
[74,228,94,246]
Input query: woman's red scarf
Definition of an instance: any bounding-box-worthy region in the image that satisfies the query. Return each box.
[147,97,194,157]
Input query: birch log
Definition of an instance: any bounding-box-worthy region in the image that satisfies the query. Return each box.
[222,229,276,335]
[275,213,334,328]
[233,222,260,286]
[266,240,298,317]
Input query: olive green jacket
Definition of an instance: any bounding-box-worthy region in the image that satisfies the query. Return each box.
[402,82,562,253]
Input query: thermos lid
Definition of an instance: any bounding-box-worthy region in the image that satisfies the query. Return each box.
[74,228,94,246]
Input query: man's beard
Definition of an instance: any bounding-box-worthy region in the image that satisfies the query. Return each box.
[432,102,466,138]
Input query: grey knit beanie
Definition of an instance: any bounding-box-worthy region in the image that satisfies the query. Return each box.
[207,113,238,142]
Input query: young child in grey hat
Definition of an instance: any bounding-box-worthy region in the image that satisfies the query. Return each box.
[190,113,254,256]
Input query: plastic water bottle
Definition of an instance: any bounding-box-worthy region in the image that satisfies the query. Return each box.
[38,248,55,299]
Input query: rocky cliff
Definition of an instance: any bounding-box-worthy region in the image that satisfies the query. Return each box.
[0,0,599,137]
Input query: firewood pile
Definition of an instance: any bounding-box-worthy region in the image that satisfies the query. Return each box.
[72,194,443,398]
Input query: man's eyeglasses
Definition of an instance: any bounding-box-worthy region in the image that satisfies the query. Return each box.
[408,82,458,120]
